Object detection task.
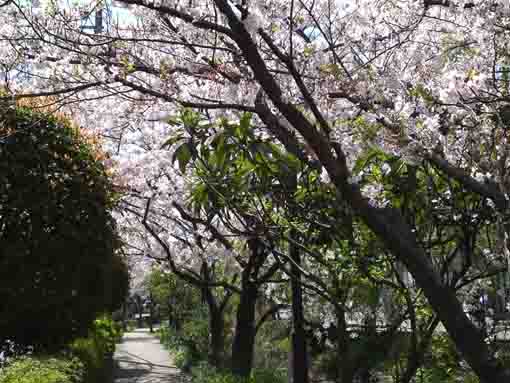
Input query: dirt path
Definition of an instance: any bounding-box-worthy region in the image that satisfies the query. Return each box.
[113,328,186,383]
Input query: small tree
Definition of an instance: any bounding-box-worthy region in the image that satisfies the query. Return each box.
[0,102,128,350]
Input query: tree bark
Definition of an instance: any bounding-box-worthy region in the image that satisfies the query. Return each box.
[231,277,258,377]
[289,233,309,383]
[167,300,174,329]
[149,292,154,333]
[209,305,226,368]
[346,202,508,382]
[398,317,440,383]
[201,263,227,369]
[231,238,265,378]
[335,308,354,383]
[122,302,127,331]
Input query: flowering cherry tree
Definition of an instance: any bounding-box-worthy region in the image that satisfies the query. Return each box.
[4,0,510,380]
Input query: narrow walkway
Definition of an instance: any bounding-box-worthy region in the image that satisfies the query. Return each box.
[113,328,185,383]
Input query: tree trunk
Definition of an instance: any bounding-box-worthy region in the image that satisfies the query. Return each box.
[148,292,154,333]
[201,263,227,369]
[335,308,354,383]
[122,302,127,331]
[290,234,309,383]
[349,203,510,382]
[137,298,143,328]
[209,306,226,368]
[167,300,173,329]
[231,279,258,377]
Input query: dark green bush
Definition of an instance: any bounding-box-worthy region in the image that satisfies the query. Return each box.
[0,355,84,383]
[0,105,129,350]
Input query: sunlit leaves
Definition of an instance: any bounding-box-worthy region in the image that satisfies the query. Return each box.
[172,142,193,173]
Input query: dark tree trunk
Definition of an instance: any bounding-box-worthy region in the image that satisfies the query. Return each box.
[231,280,258,378]
[136,297,143,328]
[230,238,268,378]
[289,234,309,383]
[335,308,354,383]
[356,313,377,382]
[149,292,154,333]
[122,302,127,331]
[398,317,440,383]
[209,306,226,368]
[167,300,174,329]
[350,203,510,382]
[138,309,143,328]
[201,262,227,369]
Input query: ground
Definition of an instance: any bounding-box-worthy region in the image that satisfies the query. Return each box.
[113,328,186,383]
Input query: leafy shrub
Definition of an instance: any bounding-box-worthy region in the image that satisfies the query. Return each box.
[158,326,174,349]
[0,315,121,383]
[0,340,34,368]
[251,368,287,383]
[125,320,138,332]
[190,362,286,383]
[68,315,120,383]
[173,349,188,369]
[0,105,129,349]
[253,319,289,371]
[158,326,192,369]
[158,307,210,370]
[92,315,123,354]
[0,355,84,383]
[69,337,103,383]
[180,306,210,357]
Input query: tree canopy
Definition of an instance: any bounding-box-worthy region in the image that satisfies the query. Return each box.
[3,0,510,381]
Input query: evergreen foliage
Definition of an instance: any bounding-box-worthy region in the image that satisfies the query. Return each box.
[0,104,128,349]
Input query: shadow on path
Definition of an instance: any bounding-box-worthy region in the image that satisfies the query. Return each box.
[113,328,188,383]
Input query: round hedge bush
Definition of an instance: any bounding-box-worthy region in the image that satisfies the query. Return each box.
[0,104,128,350]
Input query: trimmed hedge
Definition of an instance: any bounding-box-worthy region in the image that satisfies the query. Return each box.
[0,103,129,350]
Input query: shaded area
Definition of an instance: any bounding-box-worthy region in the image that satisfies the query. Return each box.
[114,328,187,383]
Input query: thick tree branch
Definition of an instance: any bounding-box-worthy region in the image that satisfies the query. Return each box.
[259,30,331,136]
[172,201,234,250]
[118,0,235,38]
[426,152,508,212]
[115,76,255,112]
[213,0,349,183]
[255,304,289,334]
[141,198,241,293]
[0,82,105,101]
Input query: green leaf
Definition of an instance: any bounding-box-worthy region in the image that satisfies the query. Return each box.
[236,159,255,178]
[211,134,228,168]
[172,143,193,172]
[352,146,389,175]
[161,134,185,149]
[211,132,226,150]
[239,112,252,137]
[181,108,201,129]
